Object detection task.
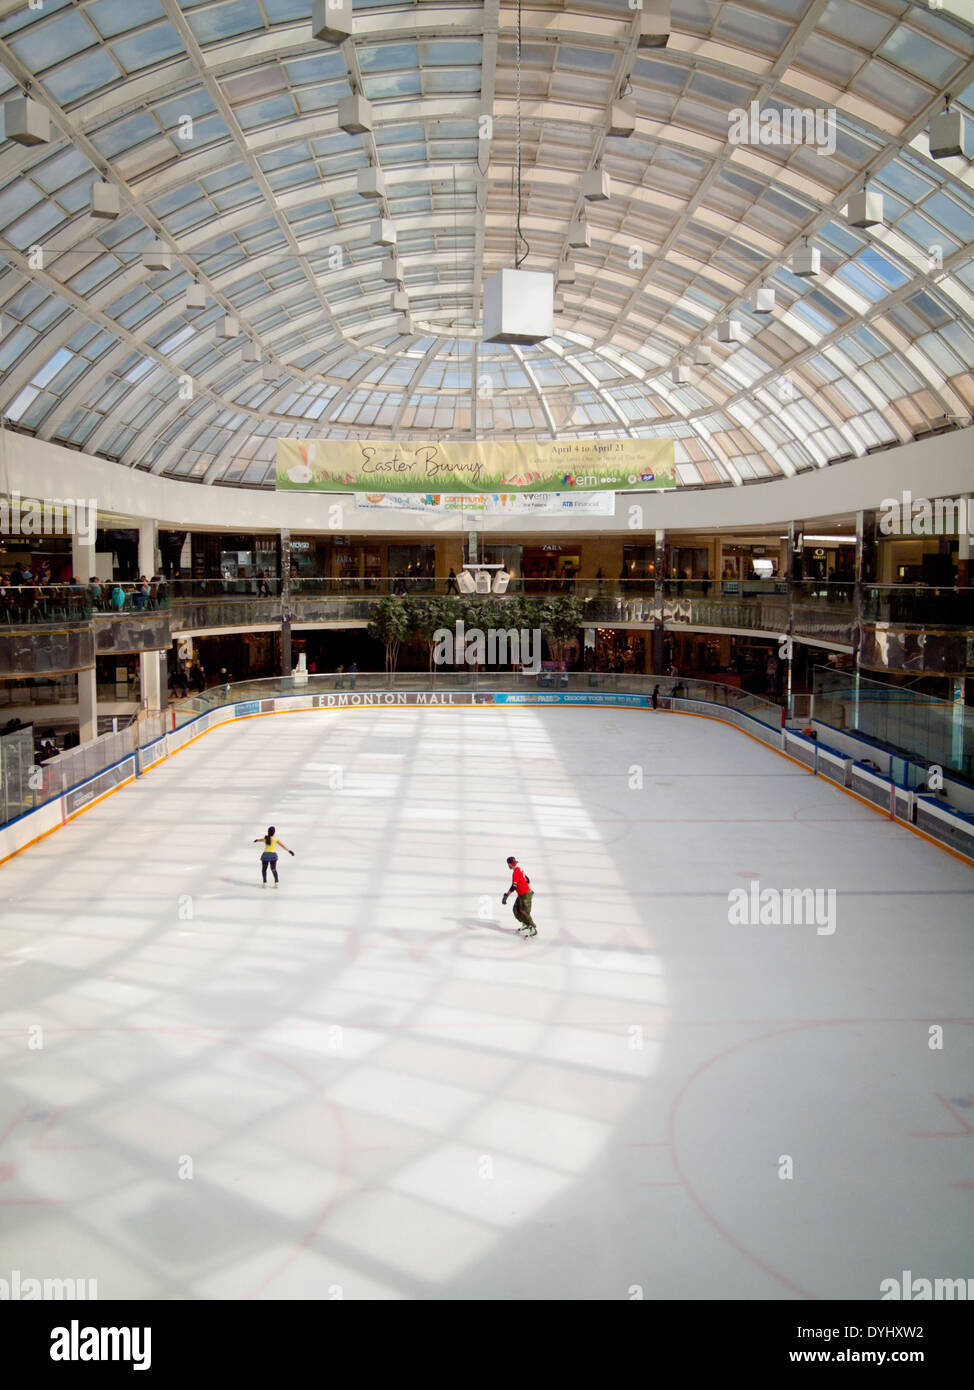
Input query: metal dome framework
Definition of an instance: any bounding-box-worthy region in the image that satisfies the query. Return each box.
[0,0,972,489]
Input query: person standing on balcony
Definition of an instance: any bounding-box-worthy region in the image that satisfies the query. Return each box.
[348,662,357,689]
[447,568,459,596]
[335,664,345,689]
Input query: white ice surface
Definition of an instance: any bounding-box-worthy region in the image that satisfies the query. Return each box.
[0,706,971,1300]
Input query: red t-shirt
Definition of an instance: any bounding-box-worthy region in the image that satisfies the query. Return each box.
[510,865,530,895]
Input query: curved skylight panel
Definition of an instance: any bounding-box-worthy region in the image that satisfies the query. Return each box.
[0,1,970,479]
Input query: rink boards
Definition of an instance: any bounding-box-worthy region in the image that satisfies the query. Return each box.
[2,689,972,867]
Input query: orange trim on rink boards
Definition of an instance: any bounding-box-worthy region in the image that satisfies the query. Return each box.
[0,775,137,867]
[2,701,972,869]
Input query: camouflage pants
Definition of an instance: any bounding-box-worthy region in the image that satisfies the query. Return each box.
[512,891,536,928]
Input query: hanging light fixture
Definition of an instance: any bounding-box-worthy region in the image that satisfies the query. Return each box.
[90,177,119,219]
[144,240,172,271]
[607,97,637,138]
[338,87,373,135]
[311,0,352,44]
[716,318,743,343]
[636,0,671,48]
[483,0,553,344]
[754,283,775,313]
[929,98,965,159]
[567,218,591,249]
[356,166,386,200]
[183,283,206,311]
[582,167,611,201]
[792,240,821,277]
[847,176,884,229]
[3,89,49,145]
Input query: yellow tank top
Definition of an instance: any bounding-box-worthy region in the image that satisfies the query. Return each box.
[264,836,278,851]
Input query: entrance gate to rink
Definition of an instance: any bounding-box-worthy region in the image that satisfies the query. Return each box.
[1,675,972,866]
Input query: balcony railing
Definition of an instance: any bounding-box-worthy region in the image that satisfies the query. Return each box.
[2,580,971,653]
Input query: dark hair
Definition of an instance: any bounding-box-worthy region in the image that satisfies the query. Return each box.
[265,826,275,845]
[507,856,516,864]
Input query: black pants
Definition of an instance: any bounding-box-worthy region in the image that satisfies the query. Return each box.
[261,852,278,882]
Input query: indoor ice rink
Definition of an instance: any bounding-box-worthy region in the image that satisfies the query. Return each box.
[1,704,971,1301]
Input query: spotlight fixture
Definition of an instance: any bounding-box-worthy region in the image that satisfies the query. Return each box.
[338,92,373,135]
[607,99,637,138]
[581,168,611,201]
[183,284,206,311]
[693,343,712,365]
[242,342,261,363]
[3,93,49,145]
[144,240,172,271]
[636,0,670,47]
[392,289,409,312]
[567,219,591,249]
[847,185,884,229]
[90,180,119,219]
[375,218,397,247]
[792,243,821,277]
[356,167,386,200]
[754,285,775,313]
[311,0,352,44]
[483,269,554,344]
[929,102,966,159]
[219,315,239,339]
[673,360,690,384]
[716,319,742,343]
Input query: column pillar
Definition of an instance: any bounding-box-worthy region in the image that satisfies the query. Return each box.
[784,521,797,717]
[280,527,292,676]
[78,666,97,744]
[852,508,866,732]
[957,495,971,588]
[139,651,164,713]
[951,677,966,771]
[652,528,665,675]
[137,519,157,578]
[71,527,95,585]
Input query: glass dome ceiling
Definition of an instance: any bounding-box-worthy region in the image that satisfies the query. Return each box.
[0,0,972,488]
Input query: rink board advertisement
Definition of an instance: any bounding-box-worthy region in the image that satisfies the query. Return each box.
[63,756,136,819]
[492,692,652,707]
[277,438,674,494]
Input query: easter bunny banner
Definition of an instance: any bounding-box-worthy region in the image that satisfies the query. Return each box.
[276,438,674,494]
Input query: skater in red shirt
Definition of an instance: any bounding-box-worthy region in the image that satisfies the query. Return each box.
[502,856,537,937]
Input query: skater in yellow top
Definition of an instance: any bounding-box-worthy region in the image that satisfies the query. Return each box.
[253,825,294,887]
